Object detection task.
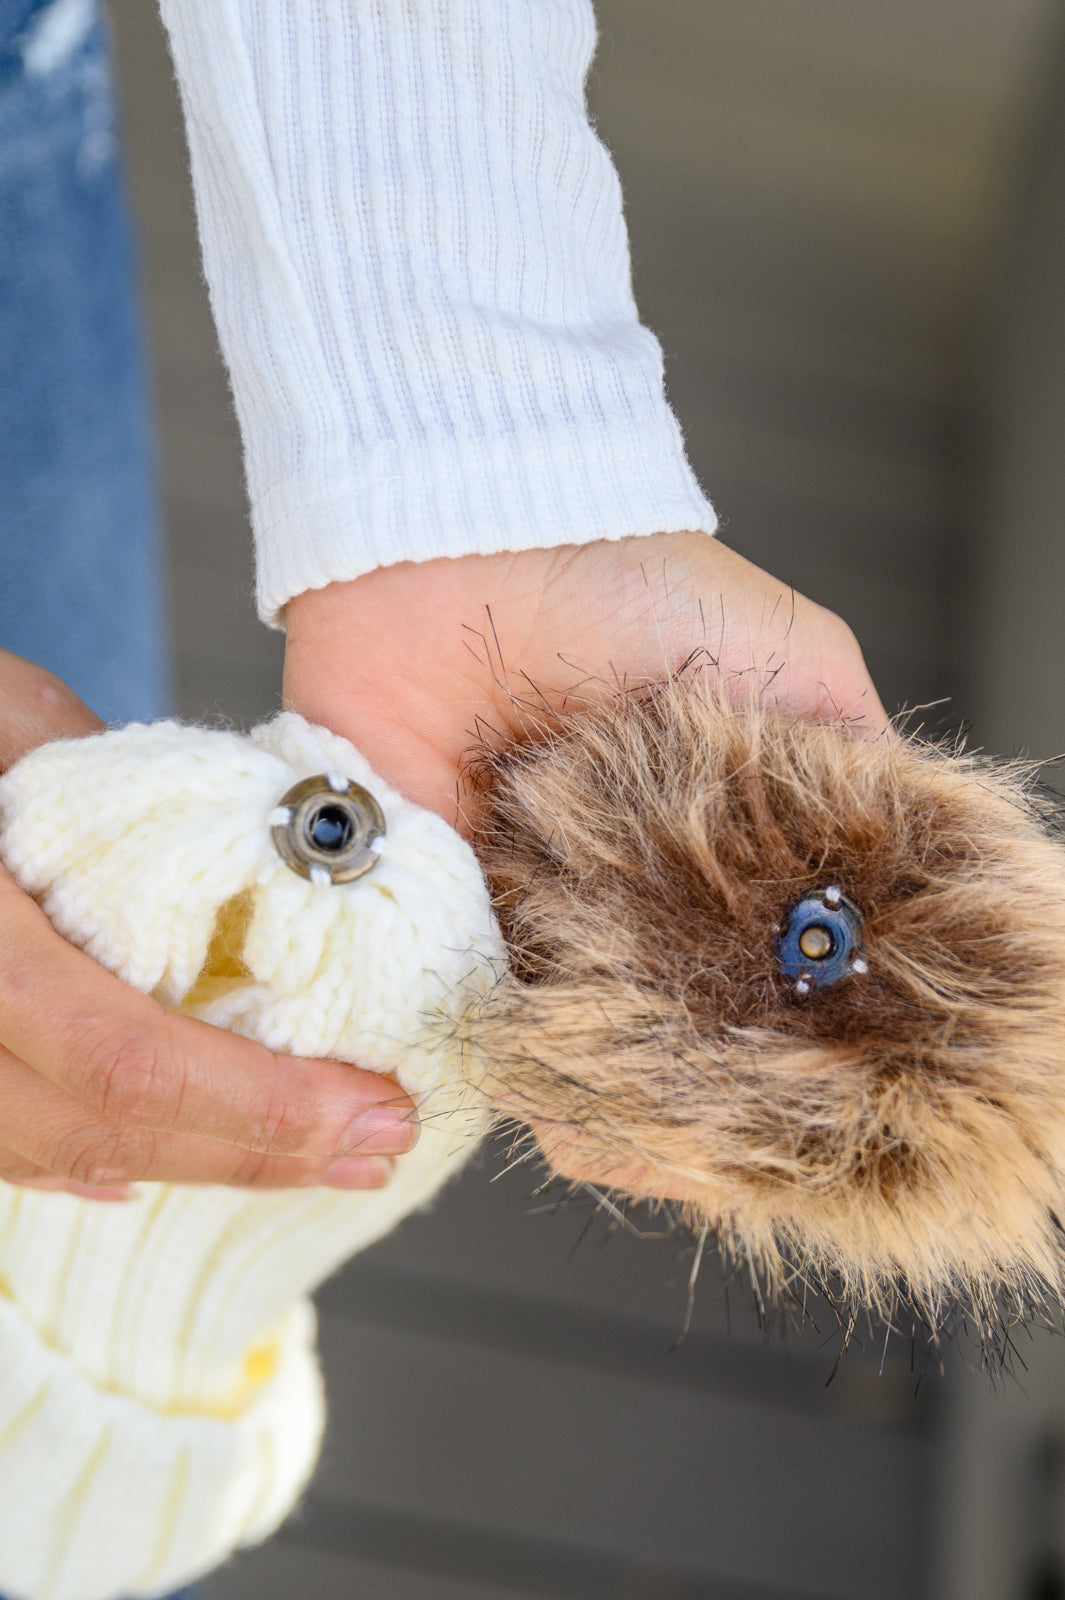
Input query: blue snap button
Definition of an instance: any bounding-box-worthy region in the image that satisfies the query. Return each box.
[777,886,865,993]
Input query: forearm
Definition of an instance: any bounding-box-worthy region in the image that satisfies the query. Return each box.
[156,0,715,622]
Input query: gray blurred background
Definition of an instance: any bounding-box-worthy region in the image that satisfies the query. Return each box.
[105,2,1065,1596]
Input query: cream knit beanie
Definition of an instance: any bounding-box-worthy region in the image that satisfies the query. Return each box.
[0,713,503,1600]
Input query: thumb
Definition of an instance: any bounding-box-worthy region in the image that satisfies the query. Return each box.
[0,650,104,771]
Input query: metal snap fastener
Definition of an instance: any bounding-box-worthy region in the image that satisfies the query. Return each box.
[777,886,865,992]
[271,774,386,885]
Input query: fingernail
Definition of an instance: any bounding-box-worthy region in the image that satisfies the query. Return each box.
[323,1155,394,1190]
[339,1105,419,1157]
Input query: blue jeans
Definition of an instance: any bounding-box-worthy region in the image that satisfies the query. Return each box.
[0,4,180,1597]
[0,0,169,724]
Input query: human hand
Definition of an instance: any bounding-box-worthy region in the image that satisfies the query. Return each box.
[283,531,889,833]
[0,650,418,1200]
[283,532,888,1200]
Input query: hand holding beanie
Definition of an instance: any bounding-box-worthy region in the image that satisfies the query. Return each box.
[0,714,503,1600]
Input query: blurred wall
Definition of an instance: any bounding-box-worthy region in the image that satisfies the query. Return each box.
[932,15,1065,1600]
[588,0,1047,721]
[971,12,1065,761]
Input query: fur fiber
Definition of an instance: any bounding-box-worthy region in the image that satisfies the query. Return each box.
[471,674,1065,1335]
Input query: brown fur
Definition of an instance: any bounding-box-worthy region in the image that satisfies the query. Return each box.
[470,675,1065,1331]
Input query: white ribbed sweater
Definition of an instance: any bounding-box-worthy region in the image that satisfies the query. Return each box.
[0,715,502,1600]
[155,0,716,622]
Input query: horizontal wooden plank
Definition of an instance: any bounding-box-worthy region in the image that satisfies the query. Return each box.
[366,1159,767,1340]
[362,1160,937,1380]
[281,1492,845,1600]
[206,1536,545,1600]
[313,1312,924,1599]
[318,1254,930,1428]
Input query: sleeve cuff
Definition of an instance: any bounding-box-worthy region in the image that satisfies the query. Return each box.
[254,417,717,625]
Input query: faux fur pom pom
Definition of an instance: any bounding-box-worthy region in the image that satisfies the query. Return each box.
[471,679,1065,1332]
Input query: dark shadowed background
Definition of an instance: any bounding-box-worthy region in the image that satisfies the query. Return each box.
[106,2,1065,1596]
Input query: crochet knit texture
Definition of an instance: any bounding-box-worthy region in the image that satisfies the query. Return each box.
[0,713,502,1600]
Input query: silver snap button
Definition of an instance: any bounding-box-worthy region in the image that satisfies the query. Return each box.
[271,775,386,884]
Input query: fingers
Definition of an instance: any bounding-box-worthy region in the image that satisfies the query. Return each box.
[0,1139,135,1200]
[655,537,890,735]
[0,869,419,1173]
[0,649,103,769]
[801,601,892,741]
[0,870,418,1196]
[0,1042,404,1190]
[0,651,421,1193]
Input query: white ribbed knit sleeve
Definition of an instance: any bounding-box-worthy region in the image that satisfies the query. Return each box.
[155,0,716,622]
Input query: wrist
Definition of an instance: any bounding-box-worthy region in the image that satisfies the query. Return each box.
[282,552,557,826]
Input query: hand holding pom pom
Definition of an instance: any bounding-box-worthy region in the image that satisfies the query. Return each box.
[472,676,1065,1336]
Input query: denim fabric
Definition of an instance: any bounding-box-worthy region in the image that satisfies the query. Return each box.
[0,0,169,724]
[0,7,181,1595]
